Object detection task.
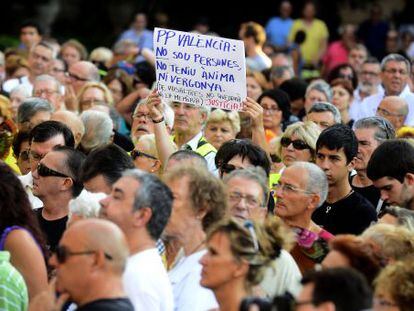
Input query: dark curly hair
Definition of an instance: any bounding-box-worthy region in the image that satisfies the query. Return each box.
[0,163,47,256]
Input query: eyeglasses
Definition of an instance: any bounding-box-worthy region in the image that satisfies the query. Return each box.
[55,245,113,264]
[131,149,157,160]
[274,182,314,195]
[220,163,241,174]
[361,70,379,77]
[377,107,405,118]
[68,72,90,82]
[373,298,398,308]
[132,112,151,120]
[33,89,59,97]
[280,137,310,150]
[262,106,280,114]
[19,150,30,161]
[37,163,70,178]
[228,191,263,208]
[384,68,408,75]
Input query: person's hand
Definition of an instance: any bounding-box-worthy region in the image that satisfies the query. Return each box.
[242,97,264,129]
[64,84,79,112]
[146,89,164,121]
[29,278,70,311]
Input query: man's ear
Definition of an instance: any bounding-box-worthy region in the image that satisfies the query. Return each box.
[347,157,356,172]
[132,207,153,228]
[308,193,321,209]
[404,173,414,185]
[62,177,74,192]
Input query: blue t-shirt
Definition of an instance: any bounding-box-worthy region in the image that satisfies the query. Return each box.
[265,17,293,47]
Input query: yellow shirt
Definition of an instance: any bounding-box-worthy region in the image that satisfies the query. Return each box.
[289,18,329,65]
[4,148,21,175]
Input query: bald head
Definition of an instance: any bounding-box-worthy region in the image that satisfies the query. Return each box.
[377,96,408,130]
[51,110,85,147]
[68,61,100,94]
[65,218,129,274]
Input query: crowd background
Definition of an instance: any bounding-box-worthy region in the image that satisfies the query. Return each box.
[1,0,414,311]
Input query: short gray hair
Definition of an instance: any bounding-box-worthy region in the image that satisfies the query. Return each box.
[381,53,411,73]
[289,161,328,207]
[68,191,106,221]
[306,80,333,102]
[34,74,63,95]
[121,169,173,240]
[10,84,31,97]
[17,97,53,124]
[223,166,269,206]
[353,116,395,143]
[308,102,341,124]
[80,110,113,152]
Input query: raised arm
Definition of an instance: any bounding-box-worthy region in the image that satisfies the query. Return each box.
[242,97,269,154]
[146,89,177,165]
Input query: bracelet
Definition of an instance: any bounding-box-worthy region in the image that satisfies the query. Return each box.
[152,116,164,123]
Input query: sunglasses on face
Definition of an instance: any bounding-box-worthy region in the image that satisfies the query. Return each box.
[37,163,70,178]
[131,149,157,160]
[280,137,310,150]
[55,245,113,264]
[220,163,242,175]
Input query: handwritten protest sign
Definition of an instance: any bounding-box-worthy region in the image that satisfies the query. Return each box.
[154,28,246,111]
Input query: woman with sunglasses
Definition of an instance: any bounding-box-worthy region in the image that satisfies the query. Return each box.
[199,216,289,311]
[131,133,167,176]
[276,121,321,170]
[0,163,48,300]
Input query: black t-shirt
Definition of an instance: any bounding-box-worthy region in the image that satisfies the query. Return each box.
[34,208,68,252]
[350,175,385,214]
[76,298,134,311]
[312,191,377,235]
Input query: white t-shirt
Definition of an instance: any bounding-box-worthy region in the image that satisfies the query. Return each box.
[169,249,218,311]
[260,249,302,298]
[19,172,43,209]
[123,248,174,311]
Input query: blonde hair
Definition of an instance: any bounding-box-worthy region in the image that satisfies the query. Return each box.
[137,134,158,158]
[246,69,269,90]
[0,95,12,120]
[374,258,414,311]
[362,223,414,261]
[61,39,88,60]
[77,82,114,111]
[207,216,293,287]
[277,121,321,160]
[206,109,241,134]
[396,126,414,139]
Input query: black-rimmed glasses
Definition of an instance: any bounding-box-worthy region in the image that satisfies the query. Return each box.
[55,245,113,264]
[131,149,157,160]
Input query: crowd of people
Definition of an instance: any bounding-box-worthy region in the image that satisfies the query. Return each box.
[1,1,414,310]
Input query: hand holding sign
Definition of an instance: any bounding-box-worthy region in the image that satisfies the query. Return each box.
[146,89,164,121]
[154,28,246,111]
[242,97,264,129]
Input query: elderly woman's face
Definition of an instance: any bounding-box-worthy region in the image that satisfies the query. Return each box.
[280,133,313,167]
[305,89,328,112]
[204,121,236,150]
[260,96,283,131]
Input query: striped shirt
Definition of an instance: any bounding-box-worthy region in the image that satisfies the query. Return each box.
[0,251,28,311]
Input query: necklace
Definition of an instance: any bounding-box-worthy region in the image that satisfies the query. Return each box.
[326,189,354,214]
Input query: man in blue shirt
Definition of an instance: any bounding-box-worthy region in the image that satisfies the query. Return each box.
[265,1,293,50]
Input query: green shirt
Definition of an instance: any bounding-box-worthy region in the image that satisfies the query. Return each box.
[0,251,28,311]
